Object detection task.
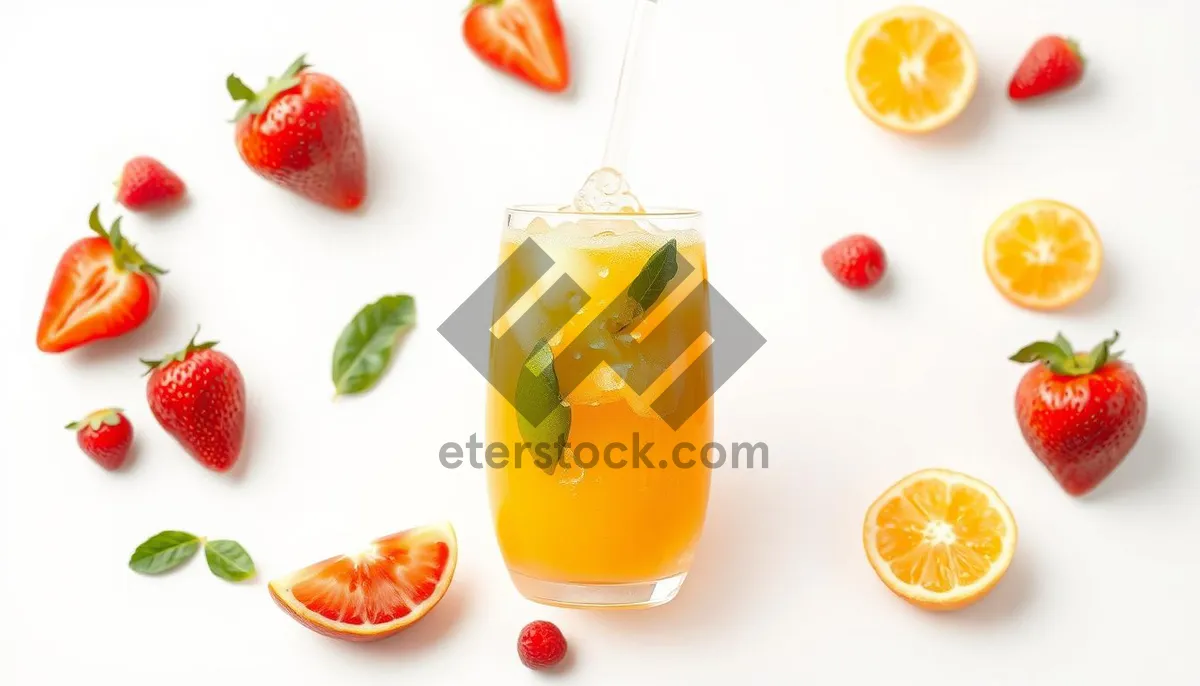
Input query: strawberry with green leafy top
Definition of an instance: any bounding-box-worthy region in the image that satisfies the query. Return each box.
[143,330,246,473]
[67,408,133,471]
[1010,332,1147,496]
[226,55,367,211]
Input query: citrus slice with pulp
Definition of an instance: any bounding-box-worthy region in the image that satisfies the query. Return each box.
[984,199,1102,311]
[269,522,457,641]
[864,469,1016,610]
[846,6,978,133]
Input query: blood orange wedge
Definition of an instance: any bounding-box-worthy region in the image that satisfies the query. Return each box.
[863,469,1016,611]
[268,523,457,641]
[985,199,1102,311]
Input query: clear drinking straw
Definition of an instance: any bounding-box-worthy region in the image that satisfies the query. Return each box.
[600,0,659,174]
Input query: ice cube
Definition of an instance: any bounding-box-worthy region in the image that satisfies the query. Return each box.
[525,217,552,235]
[571,167,645,213]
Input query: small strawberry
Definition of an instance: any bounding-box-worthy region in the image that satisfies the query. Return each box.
[517,620,567,670]
[116,156,187,211]
[1010,332,1147,496]
[37,205,165,353]
[143,329,247,473]
[226,55,367,211]
[822,234,887,290]
[1009,36,1085,101]
[464,0,571,93]
[67,408,133,471]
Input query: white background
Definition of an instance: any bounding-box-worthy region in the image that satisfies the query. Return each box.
[2,0,1197,683]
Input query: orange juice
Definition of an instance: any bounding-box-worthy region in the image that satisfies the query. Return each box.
[486,208,713,606]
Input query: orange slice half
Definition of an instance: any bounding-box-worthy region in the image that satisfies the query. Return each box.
[269,523,457,641]
[864,469,1016,610]
[846,6,978,133]
[985,199,1102,311]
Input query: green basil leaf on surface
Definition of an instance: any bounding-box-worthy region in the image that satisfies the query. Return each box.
[204,540,256,582]
[129,531,201,575]
[332,295,416,395]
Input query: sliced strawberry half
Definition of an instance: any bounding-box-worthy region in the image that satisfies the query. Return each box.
[36,205,164,353]
[268,523,457,642]
[463,0,570,93]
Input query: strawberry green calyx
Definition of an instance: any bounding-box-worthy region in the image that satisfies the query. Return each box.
[87,205,167,276]
[1065,37,1086,69]
[66,408,124,431]
[1010,331,1121,376]
[468,0,504,8]
[227,54,310,122]
[140,326,218,374]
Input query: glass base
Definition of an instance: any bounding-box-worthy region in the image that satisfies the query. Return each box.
[509,571,687,609]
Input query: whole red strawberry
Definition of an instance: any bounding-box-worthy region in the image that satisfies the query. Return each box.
[67,408,133,471]
[1009,36,1085,101]
[116,156,187,210]
[822,234,887,289]
[517,620,567,670]
[37,205,164,353]
[1010,332,1147,496]
[226,55,366,211]
[143,329,246,472]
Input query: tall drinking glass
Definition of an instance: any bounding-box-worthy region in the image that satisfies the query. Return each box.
[486,206,713,608]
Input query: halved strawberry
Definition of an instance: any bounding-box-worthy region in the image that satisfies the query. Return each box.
[36,206,164,353]
[463,0,570,93]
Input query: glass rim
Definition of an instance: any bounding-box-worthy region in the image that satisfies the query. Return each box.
[506,204,701,220]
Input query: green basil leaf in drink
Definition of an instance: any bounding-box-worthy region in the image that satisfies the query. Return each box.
[332,295,416,396]
[515,339,571,475]
[204,540,256,582]
[613,239,678,332]
[129,531,201,575]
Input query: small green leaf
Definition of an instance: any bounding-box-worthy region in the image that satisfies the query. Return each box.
[66,408,123,431]
[87,204,107,238]
[228,56,310,121]
[1052,333,1074,358]
[140,327,217,375]
[279,54,310,80]
[129,531,201,575]
[1009,341,1068,366]
[204,540,256,582]
[1012,331,1122,376]
[515,340,571,475]
[226,74,257,102]
[1084,331,1120,373]
[627,239,679,313]
[332,295,417,395]
[612,239,678,331]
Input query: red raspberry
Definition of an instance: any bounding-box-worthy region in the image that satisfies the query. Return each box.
[822,234,887,289]
[517,620,567,670]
